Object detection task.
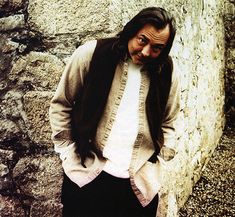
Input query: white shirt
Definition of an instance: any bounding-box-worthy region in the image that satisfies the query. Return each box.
[103,60,141,178]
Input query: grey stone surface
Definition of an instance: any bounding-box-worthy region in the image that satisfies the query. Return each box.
[9,51,65,91]
[0,148,14,163]
[13,154,63,200]
[0,0,7,9]
[28,0,110,36]
[42,35,81,57]
[0,14,25,32]
[11,0,24,8]
[0,119,22,143]
[0,36,19,53]
[0,52,12,76]
[179,127,235,217]
[0,175,12,191]
[30,200,63,217]
[23,91,54,146]
[0,0,24,13]
[0,163,9,177]
[0,91,24,120]
[0,195,25,217]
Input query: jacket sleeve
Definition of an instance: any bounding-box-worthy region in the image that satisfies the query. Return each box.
[160,65,181,161]
[49,40,97,180]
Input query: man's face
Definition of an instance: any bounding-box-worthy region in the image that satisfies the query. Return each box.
[128,23,170,65]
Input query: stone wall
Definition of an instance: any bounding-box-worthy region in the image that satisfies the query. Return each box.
[0,0,226,216]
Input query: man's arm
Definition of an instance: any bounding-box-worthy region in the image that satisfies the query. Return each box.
[49,40,97,184]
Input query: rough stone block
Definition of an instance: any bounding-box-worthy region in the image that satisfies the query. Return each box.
[13,154,63,200]
[0,0,24,13]
[1,38,19,53]
[9,51,64,91]
[30,200,63,217]
[0,52,12,75]
[11,0,24,8]
[0,175,13,191]
[0,91,29,148]
[43,35,80,57]
[0,119,22,143]
[0,14,25,32]
[23,91,54,146]
[0,163,9,177]
[28,0,110,36]
[0,149,15,162]
[0,163,13,191]
[0,195,25,217]
[0,0,7,9]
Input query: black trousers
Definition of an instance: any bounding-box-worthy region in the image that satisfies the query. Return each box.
[61,171,158,217]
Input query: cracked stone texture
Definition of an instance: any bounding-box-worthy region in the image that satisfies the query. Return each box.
[13,154,63,200]
[0,0,24,14]
[0,14,25,32]
[30,200,63,217]
[1,154,63,217]
[179,127,235,217]
[0,119,21,143]
[23,91,54,146]
[9,51,65,91]
[0,195,25,217]
[28,0,110,36]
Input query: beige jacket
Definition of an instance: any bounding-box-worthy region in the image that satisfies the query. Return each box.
[49,40,180,208]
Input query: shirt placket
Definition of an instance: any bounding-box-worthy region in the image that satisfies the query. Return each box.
[129,70,148,174]
[101,61,129,146]
[129,69,149,205]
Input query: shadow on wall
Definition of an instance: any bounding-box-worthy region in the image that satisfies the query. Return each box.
[224,0,235,128]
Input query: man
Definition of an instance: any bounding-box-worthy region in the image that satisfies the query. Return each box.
[49,6,180,217]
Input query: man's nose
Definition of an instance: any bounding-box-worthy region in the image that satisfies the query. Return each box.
[141,45,151,57]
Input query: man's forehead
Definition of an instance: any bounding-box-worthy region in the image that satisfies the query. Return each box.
[137,24,170,44]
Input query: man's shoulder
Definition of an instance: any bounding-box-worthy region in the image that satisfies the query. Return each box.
[74,40,97,57]
[72,37,118,61]
[67,40,98,67]
[77,37,117,53]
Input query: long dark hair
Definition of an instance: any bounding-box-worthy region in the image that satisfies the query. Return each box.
[113,7,176,68]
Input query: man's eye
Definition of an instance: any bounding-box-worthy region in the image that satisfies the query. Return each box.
[137,37,147,45]
[152,46,163,53]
